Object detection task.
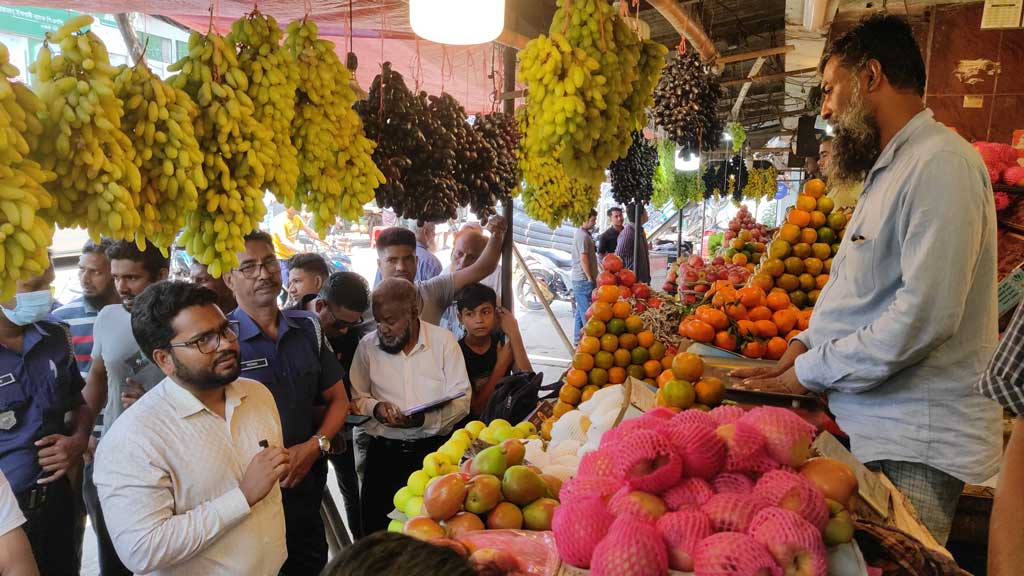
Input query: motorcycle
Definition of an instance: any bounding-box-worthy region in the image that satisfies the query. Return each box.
[514,245,575,311]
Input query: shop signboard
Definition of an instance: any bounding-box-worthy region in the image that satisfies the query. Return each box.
[0,5,115,40]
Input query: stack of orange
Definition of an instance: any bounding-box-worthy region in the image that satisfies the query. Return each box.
[652,352,728,413]
[677,283,812,360]
[748,178,847,309]
[551,290,668,429]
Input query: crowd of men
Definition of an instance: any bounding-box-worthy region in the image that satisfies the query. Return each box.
[0,214,527,575]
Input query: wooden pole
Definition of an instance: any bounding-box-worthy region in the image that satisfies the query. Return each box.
[633,203,641,276]
[720,67,818,87]
[115,14,144,65]
[501,45,516,311]
[715,45,795,66]
[512,245,574,356]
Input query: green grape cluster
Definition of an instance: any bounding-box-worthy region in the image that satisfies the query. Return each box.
[168,30,275,277]
[516,109,599,228]
[31,15,142,242]
[519,0,666,187]
[0,41,56,299]
[229,12,300,205]
[284,19,384,233]
[114,62,203,252]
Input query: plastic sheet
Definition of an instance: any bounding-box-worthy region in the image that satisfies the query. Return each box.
[458,529,562,576]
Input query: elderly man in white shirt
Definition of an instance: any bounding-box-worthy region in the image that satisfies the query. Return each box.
[350,278,471,534]
[95,281,290,575]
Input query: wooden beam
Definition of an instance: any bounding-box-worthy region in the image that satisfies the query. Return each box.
[715,45,795,66]
[647,0,718,61]
[496,27,530,50]
[721,67,818,87]
[730,56,766,121]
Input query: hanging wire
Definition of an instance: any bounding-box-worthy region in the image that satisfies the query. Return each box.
[348,0,354,56]
[412,37,423,92]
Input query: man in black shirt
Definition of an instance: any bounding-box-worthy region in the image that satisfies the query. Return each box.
[597,206,625,261]
[288,271,369,540]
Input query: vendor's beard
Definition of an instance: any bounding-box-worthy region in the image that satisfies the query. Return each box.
[378,326,411,354]
[828,82,881,188]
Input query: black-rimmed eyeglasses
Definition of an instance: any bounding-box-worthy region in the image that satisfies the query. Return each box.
[167,321,240,354]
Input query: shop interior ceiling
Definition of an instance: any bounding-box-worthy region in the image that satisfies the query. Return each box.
[2,0,982,145]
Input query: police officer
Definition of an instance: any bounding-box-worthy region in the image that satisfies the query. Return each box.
[0,263,92,575]
[224,231,350,575]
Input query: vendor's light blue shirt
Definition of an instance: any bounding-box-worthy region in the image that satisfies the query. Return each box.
[794,109,1003,484]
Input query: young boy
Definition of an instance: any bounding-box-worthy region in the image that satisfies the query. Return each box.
[456,283,533,417]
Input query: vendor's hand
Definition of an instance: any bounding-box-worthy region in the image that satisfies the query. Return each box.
[281,439,320,489]
[35,433,87,484]
[732,365,810,396]
[121,377,144,410]
[730,339,808,380]
[486,215,507,238]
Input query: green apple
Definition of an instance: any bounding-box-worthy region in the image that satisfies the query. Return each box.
[407,470,431,497]
[423,452,449,477]
[393,486,413,511]
[464,421,487,439]
[403,495,424,519]
[438,442,465,465]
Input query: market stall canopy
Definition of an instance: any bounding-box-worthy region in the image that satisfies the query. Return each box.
[1,0,516,113]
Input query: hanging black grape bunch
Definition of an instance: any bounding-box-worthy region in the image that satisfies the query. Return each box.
[356,62,424,217]
[651,51,723,158]
[468,112,519,223]
[727,155,749,202]
[702,160,725,200]
[357,64,465,224]
[610,131,659,207]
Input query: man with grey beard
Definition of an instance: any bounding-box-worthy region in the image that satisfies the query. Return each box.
[349,278,470,534]
[734,14,1001,546]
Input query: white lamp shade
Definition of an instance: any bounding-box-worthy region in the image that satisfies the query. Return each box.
[410,0,506,45]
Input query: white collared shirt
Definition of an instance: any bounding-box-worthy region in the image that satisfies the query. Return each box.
[350,321,471,440]
[94,376,287,576]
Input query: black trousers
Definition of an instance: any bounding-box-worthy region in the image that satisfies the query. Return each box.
[19,476,79,576]
[327,435,362,540]
[360,435,447,535]
[83,461,132,576]
[280,458,329,576]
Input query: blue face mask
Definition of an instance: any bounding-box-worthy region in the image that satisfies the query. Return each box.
[2,290,53,326]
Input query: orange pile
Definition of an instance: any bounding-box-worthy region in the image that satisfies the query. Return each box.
[748,178,846,309]
[678,283,811,360]
[652,352,728,413]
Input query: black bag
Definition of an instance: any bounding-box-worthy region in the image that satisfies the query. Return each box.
[480,371,559,425]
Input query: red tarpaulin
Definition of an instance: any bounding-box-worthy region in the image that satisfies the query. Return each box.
[2,0,511,113]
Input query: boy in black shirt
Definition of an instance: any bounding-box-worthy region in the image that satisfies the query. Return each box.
[456,284,533,417]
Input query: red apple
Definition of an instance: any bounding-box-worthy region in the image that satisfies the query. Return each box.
[602,254,624,273]
[617,269,637,287]
[688,255,705,268]
[618,285,633,299]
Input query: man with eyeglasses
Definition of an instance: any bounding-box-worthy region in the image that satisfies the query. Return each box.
[224,231,349,575]
[287,271,369,539]
[81,240,169,576]
[94,281,289,575]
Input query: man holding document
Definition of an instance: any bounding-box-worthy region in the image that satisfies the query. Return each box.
[350,278,471,534]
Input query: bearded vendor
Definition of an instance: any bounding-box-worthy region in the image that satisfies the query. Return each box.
[734,14,1002,546]
[349,278,471,535]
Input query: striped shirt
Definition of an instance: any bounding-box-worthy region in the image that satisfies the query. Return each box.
[51,297,102,379]
[52,297,107,435]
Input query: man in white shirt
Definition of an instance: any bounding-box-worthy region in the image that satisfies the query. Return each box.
[350,278,471,534]
[94,281,290,575]
[0,469,38,576]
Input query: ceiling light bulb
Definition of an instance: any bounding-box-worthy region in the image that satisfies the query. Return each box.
[410,0,506,45]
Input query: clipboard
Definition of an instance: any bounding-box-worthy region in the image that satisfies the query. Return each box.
[402,392,467,417]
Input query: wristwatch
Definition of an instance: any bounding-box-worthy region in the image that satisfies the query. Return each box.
[314,434,331,455]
